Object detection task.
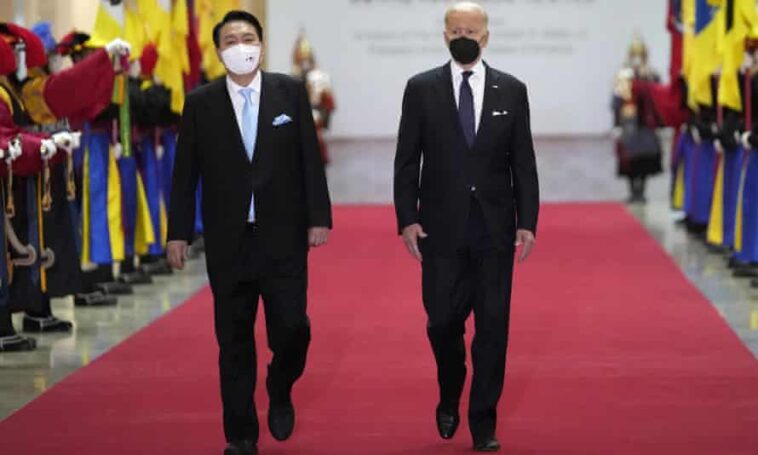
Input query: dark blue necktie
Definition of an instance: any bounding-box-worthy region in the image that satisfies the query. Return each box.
[458,70,475,147]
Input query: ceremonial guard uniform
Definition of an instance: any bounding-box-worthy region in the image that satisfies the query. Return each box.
[612,38,663,203]
[0,23,74,349]
[292,33,335,165]
[24,25,122,307]
[59,33,134,297]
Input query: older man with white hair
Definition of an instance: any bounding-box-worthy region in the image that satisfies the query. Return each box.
[394,1,539,451]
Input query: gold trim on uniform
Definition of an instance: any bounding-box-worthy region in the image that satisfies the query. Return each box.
[21,77,57,125]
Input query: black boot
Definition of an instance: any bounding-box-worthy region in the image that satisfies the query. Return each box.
[74,291,118,307]
[23,295,74,333]
[118,257,153,285]
[118,268,153,285]
[0,334,37,352]
[22,315,73,333]
[142,257,173,276]
[1,307,36,351]
[82,266,133,296]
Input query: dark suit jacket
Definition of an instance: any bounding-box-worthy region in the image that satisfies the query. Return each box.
[167,73,332,280]
[394,62,539,253]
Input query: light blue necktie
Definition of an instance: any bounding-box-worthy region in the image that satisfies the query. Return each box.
[239,87,258,221]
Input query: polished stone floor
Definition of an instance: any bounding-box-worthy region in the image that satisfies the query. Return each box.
[0,135,756,421]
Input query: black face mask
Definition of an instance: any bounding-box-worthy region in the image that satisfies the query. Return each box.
[449,37,480,65]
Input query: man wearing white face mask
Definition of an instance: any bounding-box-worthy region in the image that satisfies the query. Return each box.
[166,10,331,455]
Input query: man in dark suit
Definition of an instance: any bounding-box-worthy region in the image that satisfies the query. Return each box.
[166,11,332,455]
[393,2,539,451]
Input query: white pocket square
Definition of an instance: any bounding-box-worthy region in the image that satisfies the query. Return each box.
[273,114,292,127]
[492,110,509,117]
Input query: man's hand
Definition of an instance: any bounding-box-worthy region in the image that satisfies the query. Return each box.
[308,227,330,247]
[167,240,189,270]
[515,229,536,263]
[401,223,427,262]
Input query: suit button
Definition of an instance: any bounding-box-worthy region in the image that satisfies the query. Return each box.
[469,185,477,192]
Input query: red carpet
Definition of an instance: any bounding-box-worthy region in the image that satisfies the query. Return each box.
[1,204,757,454]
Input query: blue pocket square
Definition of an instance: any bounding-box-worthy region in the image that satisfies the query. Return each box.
[273,114,293,127]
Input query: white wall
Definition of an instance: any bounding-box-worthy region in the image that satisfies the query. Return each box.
[267,0,669,138]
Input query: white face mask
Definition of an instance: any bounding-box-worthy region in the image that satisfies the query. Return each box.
[221,44,261,76]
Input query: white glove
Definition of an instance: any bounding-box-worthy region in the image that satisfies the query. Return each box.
[8,137,22,161]
[742,131,753,150]
[714,139,724,155]
[611,127,622,140]
[155,144,165,160]
[691,125,702,145]
[113,142,123,160]
[70,131,82,149]
[128,60,141,79]
[52,131,74,154]
[105,38,131,57]
[41,139,57,160]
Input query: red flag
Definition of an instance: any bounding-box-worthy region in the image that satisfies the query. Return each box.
[184,0,202,90]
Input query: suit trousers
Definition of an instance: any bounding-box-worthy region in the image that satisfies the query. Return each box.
[212,224,311,443]
[421,198,515,443]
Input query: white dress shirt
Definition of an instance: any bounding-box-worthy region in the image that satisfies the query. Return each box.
[226,73,262,222]
[451,59,485,133]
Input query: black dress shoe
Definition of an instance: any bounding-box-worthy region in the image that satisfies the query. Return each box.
[435,404,459,439]
[224,440,257,454]
[94,281,133,295]
[118,269,153,285]
[74,291,118,307]
[0,334,37,352]
[142,260,174,276]
[732,265,758,278]
[22,315,73,333]
[473,437,501,452]
[268,401,295,441]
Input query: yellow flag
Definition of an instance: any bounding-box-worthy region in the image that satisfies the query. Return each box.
[147,0,187,114]
[688,0,724,109]
[173,0,190,75]
[89,0,125,47]
[717,0,758,111]
[682,0,696,81]
[196,0,241,80]
[124,4,149,59]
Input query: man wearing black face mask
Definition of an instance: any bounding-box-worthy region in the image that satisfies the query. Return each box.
[393,2,539,451]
